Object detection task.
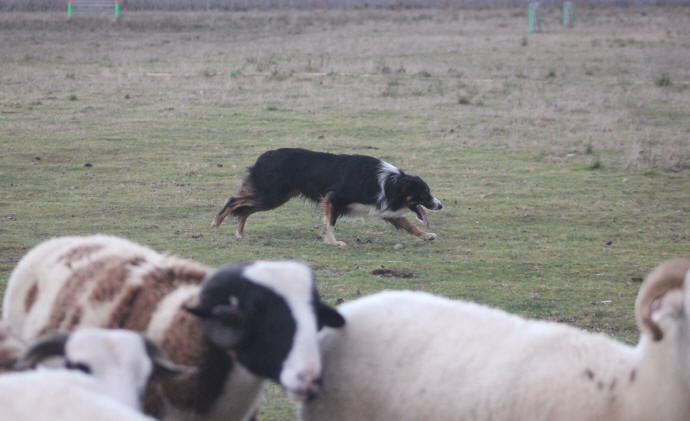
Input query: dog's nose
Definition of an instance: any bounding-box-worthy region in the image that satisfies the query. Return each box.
[433,198,443,210]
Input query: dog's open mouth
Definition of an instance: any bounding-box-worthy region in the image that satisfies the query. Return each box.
[413,205,429,228]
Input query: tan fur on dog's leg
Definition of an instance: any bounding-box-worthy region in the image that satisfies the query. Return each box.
[320,196,346,247]
[235,214,249,239]
[212,207,232,228]
[384,217,437,241]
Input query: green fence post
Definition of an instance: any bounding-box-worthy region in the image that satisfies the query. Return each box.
[563,1,574,27]
[528,2,540,33]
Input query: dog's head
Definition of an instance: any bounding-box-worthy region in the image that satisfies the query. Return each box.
[398,175,442,227]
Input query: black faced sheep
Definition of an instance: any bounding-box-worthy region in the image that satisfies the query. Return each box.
[2,235,344,421]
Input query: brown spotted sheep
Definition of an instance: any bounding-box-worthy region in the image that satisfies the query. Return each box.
[301,259,690,421]
[0,328,181,421]
[2,235,344,421]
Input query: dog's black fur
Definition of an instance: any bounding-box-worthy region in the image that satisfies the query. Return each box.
[212,148,442,245]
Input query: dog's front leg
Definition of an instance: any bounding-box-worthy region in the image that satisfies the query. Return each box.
[320,195,346,247]
[384,217,437,241]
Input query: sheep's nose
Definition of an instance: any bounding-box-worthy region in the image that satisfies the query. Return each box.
[295,371,322,399]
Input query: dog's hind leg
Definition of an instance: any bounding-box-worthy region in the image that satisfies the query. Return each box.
[235,212,250,239]
[384,217,437,241]
[212,198,235,228]
[320,195,346,247]
[212,194,257,239]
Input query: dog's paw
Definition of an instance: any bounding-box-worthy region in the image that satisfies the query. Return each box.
[421,232,437,241]
[235,230,246,240]
[325,239,347,247]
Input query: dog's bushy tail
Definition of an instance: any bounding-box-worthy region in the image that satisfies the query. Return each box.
[211,194,257,228]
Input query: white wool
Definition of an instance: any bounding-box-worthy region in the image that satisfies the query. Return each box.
[302,284,690,421]
[0,370,155,421]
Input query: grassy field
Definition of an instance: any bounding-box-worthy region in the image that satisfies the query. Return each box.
[1,7,689,420]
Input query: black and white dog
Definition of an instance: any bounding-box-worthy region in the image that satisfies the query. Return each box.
[212,148,443,246]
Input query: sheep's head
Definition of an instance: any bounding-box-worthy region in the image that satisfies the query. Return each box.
[185,261,344,400]
[15,328,183,409]
[635,259,690,343]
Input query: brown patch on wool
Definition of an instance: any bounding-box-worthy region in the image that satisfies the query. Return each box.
[159,298,205,366]
[105,259,208,332]
[152,294,233,413]
[609,378,617,391]
[597,381,604,390]
[142,384,166,419]
[88,256,144,303]
[158,310,207,408]
[40,255,143,335]
[105,284,144,330]
[24,283,39,313]
[66,306,83,329]
[58,244,104,266]
[584,368,594,380]
[629,369,636,383]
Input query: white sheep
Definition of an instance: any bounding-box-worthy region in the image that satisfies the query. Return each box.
[301,259,690,421]
[0,328,181,421]
[2,234,345,421]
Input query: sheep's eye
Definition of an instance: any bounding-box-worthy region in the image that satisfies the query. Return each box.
[65,360,92,374]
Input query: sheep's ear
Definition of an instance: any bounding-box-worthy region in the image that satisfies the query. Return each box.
[143,338,186,379]
[635,259,690,341]
[189,304,245,349]
[15,332,69,370]
[317,302,345,330]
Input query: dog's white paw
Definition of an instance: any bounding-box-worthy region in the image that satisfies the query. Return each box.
[235,231,246,240]
[421,232,437,241]
[325,239,347,247]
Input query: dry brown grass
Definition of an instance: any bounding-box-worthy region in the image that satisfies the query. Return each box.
[3,7,687,169]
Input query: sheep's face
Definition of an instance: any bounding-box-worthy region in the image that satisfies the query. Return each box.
[187,261,344,399]
[65,329,154,404]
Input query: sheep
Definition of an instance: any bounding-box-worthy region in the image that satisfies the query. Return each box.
[2,234,345,421]
[0,328,181,421]
[301,259,690,421]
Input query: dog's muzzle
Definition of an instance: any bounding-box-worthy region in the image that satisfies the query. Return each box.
[429,197,443,210]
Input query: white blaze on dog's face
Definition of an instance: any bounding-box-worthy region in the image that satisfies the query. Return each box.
[188,261,345,400]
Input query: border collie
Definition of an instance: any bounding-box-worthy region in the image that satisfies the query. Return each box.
[212,148,442,246]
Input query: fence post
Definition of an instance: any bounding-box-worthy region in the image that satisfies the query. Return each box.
[562,1,574,27]
[528,2,541,33]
